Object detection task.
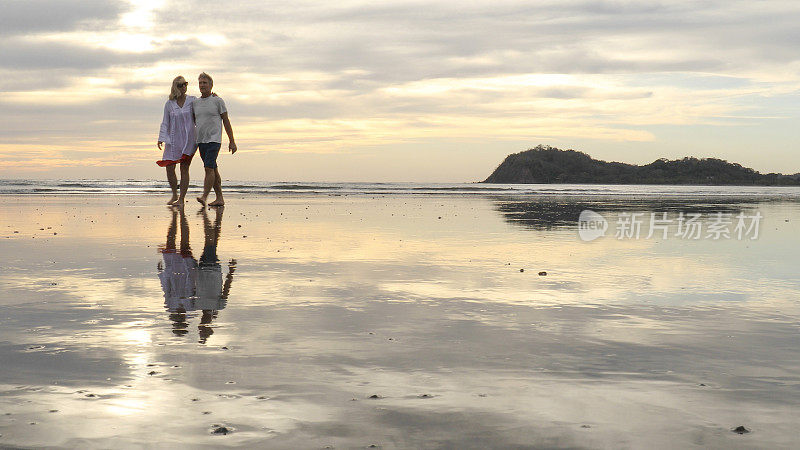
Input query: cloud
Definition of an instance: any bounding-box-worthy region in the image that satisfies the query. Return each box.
[2,0,800,178]
[156,0,800,80]
[0,0,126,36]
[0,36,202,71]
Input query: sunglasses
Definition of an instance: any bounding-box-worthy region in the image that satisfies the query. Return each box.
[177,82,188,88]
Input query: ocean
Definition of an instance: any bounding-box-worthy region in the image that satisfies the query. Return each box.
[2,178,800,198]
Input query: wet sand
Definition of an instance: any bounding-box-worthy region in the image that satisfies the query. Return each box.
[1,194,799,448]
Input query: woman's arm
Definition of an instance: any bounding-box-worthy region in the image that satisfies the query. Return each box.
[158,102,171,150]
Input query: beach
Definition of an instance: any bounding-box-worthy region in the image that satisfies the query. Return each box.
[1,187,799,448]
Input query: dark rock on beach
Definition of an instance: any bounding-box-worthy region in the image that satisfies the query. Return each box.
[732,425,750,434]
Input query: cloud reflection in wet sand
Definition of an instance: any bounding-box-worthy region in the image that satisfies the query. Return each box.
[0,194,799,448]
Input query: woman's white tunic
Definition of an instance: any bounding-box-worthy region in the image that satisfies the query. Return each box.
[157,96,197,166]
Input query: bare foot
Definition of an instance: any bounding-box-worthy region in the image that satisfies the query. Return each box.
[168,195,179,205]
[196,196,207,207]
[208,199,225,207]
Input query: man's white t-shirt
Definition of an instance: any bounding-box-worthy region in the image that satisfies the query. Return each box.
[194,96,227,144]
[196,267,224,310]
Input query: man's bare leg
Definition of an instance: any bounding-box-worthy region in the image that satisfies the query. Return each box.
[177,159,191,206]
[196,167,215,207]
[208,168,224,206]
[166,165,178,204]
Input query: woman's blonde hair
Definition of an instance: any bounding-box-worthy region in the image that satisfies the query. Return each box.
[169,76,186,100]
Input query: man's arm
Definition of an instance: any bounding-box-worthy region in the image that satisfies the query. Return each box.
[221,112,236,154]
[221,259,236,300]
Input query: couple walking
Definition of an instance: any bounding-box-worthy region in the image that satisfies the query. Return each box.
[157,72,237,207]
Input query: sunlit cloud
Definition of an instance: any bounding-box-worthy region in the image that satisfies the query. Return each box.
[1,0,799,178]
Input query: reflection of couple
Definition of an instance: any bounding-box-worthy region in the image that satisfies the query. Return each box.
[157,72,237,208]
[157,206,236,343]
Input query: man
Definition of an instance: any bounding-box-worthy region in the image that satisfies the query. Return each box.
[194,72,237,207]
[196,207,235,344]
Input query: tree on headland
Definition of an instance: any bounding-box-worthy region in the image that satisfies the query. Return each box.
[482,145,800,185]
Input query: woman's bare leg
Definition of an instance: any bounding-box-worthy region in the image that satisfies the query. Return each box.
[177,159,191,205]
[166,165,178,204]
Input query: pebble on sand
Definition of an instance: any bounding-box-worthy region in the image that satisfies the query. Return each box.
[519,268,524,272]
[732,426,750,434]
[212,426,230,435]
[368,394,381,399]
[538,271,547,276]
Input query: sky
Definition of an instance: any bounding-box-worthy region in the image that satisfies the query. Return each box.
[1,0,799,182]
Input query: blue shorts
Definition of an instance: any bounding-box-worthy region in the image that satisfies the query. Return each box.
[198,142,221,169]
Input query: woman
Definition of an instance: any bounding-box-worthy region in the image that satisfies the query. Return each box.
[157,76,197,205]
